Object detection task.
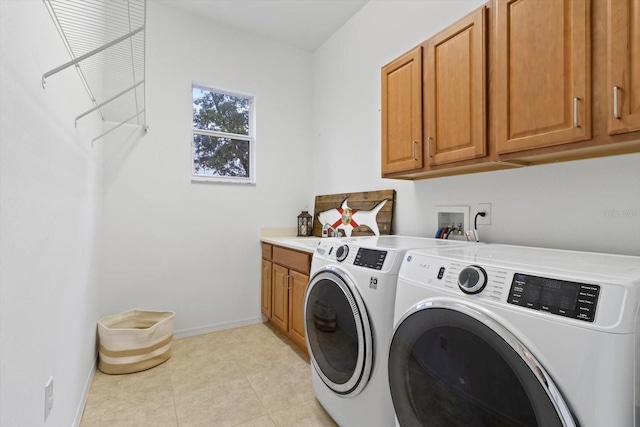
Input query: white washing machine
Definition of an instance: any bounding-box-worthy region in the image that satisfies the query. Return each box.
[389,244,640,427]
[304,236,473,427]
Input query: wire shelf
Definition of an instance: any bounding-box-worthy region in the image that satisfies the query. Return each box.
[43,0,147,143]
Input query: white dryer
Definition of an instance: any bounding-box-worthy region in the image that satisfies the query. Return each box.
[304,236,472,427]
[389,244,640,427]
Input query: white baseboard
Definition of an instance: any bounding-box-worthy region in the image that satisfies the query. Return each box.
[174,316,264,339]
[72,356,97,427]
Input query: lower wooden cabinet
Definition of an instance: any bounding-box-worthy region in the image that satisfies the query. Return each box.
[287,270,309,350]
[260,242,311,354]
[271,263,289,332]
[260,258,272,318]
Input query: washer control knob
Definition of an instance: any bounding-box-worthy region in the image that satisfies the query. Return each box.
[458,265,487,294]
[335,245,349,262]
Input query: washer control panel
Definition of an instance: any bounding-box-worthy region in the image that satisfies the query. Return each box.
[431,261,507,302]
[508,274,600,322]
[399,249,625,326]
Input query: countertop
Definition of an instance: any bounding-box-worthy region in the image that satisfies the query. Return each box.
[260,236,322,254]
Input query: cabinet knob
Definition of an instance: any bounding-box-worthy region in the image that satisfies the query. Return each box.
[427,137,433,158]
[613,86,621,119]
[573,97,580,128]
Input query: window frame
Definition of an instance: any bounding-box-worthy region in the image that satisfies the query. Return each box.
[191,83,256,184]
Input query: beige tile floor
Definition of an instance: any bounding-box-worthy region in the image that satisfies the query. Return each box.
[80,322,338,427]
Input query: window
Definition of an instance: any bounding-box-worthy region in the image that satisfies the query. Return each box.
[192,84,255,183]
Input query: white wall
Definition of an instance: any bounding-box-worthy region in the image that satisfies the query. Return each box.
[3,1,636,425]
[100,2,314,334]
[312,0,640,256]
[0,1,104,426]
[2,1,637,424]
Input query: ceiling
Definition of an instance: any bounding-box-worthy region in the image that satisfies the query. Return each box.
[150,0,369,52]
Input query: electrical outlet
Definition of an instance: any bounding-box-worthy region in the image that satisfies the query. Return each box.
[477,203,492,226]
[44,376,53,421]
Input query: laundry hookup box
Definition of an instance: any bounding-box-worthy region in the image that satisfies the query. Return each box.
[97,310,175,374]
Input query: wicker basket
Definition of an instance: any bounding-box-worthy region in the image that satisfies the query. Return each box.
[98,310,175,375]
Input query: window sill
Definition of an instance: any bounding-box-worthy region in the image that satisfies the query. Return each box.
[191,175,256,185]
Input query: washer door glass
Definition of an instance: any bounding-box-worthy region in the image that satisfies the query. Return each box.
[305,269,372,396]
[389,307,573,427]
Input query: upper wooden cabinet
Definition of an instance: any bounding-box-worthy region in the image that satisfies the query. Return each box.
[608,0,640,135]
[381,6,488,178]
[495,0,591,154]
[426,6,487,165]
[381,0,640,180]
[381,46,423,174]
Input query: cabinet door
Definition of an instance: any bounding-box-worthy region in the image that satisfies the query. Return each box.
[495,0,591,154]
[425,6,486,165]
[608,0,640,134]
[261,259,272,318]
[271,264,289,333]
[382,46,423,174]
[288,270,310,352]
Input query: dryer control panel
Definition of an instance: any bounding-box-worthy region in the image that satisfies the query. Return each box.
[354,248,387,270]
[508,274,600,322]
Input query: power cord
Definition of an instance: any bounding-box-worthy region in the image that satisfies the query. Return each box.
[468,211,486,242]
[474,211,486,230]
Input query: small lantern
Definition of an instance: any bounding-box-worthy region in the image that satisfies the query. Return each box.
[297,210,313,237]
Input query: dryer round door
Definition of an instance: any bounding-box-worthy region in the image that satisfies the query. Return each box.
[304,268,373,397]
[388,300,576,427]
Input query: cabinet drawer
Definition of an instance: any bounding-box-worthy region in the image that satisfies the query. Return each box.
[272,246,311,273]
[261,243,272,260]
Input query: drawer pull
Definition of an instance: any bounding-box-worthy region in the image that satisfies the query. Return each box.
[573,97,580,128]
[613,86,621,119]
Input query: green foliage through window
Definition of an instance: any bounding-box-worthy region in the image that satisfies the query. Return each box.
[192,86,254,182]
